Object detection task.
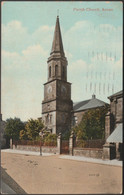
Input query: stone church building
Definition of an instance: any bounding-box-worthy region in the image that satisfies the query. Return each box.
[42,16,73,134]
[42,16,109,135]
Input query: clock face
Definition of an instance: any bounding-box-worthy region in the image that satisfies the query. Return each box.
[47,85,52,94]
[61,85,67,94]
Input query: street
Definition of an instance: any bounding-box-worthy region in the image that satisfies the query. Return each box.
[1,152,122,194]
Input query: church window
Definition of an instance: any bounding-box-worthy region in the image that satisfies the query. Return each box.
[45,114,49,123]
[47,104,50,110]
[49,66,51,77]
[45,116,48,123]
[62,66,65,78]
[50,115,52,123]
[55,65,58,76]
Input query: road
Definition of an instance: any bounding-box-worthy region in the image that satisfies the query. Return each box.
[1,152,122,194]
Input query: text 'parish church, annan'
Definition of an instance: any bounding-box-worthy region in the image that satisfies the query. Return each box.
[41,16,108,135]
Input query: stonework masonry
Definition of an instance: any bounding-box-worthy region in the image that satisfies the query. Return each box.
[13,145,59,154]
[42,16,73,134]
[73,110,87,125]
[104,90,123,160]
[73,148,103,159]
[0,120,6,148]
[105,90,123,140]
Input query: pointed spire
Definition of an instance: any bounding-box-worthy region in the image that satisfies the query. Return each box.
[50,16,65,56]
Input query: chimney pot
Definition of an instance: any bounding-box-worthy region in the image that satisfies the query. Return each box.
[92,94,96,99]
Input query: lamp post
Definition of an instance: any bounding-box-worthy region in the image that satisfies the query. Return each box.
[39,131,44,156]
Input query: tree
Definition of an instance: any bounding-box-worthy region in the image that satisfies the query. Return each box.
[5,117,25,140]
[19,129,28,140]
[72,106,109,140]
[25,118,44,140]
[43,133,57,146]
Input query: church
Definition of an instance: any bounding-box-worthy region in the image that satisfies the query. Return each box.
[42,16,73,134]
[42,16,108,135]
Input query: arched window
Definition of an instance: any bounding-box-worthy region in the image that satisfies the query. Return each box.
[50,115,52,123]
[62,66,65,78]
[55,65,58,76]
[49,66,51,77]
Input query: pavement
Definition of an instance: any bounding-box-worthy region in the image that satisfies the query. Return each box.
[1,149,122,194]
[1,180,16,194]
[1,149,122,167]
[60,155,123,167]
[1,149,55,156]
[1,150,56,194]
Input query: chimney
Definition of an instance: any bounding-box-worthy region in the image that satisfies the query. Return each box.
[92,94,96,99]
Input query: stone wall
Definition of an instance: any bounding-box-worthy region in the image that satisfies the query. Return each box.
[42,146,58,154]
[105,111,111,140]
[42,100,56,113]
[73,148,103,159]
[13,144,59,154]
[43,80,56,101]
[42,111,56,134]
[73,110,86,125]
[56,80,71,100]
[116,97,123,124]
[109,95,123,125]
[0,120,6,148]
[11,134,105,160]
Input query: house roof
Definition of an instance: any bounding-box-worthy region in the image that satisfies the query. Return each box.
[108,90,123,99]
[106,123,122,143]
[73,95,108,112]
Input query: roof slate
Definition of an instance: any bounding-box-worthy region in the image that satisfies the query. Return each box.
[108,90,123,99]
[73,96,108,112]
[106,123,122,143]
[73,100,90,111]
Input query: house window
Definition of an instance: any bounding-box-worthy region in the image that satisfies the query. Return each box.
[55,65,58,76]
[75,116,78,124]
[49,66,51,77]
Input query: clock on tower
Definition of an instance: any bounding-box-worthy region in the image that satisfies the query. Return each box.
[42,16,73,134]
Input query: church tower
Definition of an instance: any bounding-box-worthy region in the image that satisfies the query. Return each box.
[42,16,73,134]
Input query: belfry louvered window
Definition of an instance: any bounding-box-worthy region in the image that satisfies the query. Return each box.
[55,65,58,76]
[49,66,51,77]
[62,66,65,78]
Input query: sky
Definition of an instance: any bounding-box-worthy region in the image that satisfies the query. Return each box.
[1,1,123,121]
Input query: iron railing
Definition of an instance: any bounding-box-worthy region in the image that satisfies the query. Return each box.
[74,139,105,148]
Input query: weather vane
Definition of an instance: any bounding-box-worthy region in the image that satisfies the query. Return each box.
[57,9,59,16]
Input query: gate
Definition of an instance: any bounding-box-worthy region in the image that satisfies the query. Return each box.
[110,143,116,160]
[61,140,69,154]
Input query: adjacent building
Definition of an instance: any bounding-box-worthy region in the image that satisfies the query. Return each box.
[105,90,123,140]
[0,120,6,148]
[72,94,109,126]
[104,90,123,160]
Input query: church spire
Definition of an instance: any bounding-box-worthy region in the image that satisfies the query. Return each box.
[47,16,67,82]
[50,16,65,56]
